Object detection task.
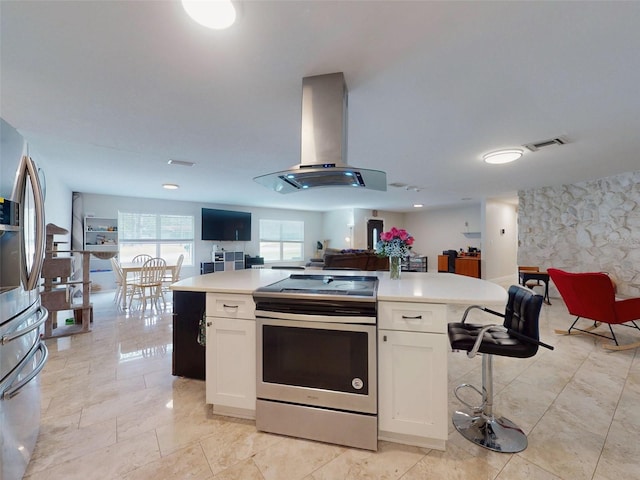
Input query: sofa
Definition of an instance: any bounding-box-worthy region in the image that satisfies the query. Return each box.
[320,249,389,271]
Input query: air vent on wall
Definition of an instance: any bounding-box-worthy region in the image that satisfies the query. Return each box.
[523,136,568,152]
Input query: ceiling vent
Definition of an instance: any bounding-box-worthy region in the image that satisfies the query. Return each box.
[523,136,568,152]
[168,159,195,167]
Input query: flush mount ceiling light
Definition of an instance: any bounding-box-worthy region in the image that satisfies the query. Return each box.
[182,0,236,30]
[413,204,424,208]
[483,149,524,165]
[162,183,180,190]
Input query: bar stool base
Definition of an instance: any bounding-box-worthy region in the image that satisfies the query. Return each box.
[452,409,528,453]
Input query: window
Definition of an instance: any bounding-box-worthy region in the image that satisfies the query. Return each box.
[118,212,194,265]
[259,219,304,262]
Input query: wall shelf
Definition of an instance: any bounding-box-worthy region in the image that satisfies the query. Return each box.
[84,216,118,251]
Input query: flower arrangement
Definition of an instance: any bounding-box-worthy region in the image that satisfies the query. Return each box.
[375,227,414,258]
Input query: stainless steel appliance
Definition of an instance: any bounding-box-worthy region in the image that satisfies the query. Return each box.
[1,134,48,480]
[253,72,387,193]
[253,274,378,451]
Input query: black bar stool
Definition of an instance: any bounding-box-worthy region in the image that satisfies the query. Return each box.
[448,285,553,452]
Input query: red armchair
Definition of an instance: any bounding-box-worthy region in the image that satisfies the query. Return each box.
[547,268,640,351]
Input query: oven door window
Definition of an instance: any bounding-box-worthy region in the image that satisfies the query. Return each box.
[262,325,369,395]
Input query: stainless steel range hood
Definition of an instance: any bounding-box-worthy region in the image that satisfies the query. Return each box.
[254,73,387,193]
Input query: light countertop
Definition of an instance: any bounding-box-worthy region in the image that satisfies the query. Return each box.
[171,269,507,306]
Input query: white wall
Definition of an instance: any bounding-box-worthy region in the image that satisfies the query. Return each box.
[322,208,354,250]
[80,193,323,280]
[482,199,518,280]
[1,118,25,197]
[38,161,72,233]
[1,118,72,238]
[362,211,407,249]
[406,204,482,272]
[320,208,409,251]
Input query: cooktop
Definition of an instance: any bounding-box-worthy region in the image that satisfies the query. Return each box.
[254,274,378,298]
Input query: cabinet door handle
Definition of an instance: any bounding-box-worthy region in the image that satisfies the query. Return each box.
[206,322,212,327]
[222,304,239,309]
[401,315,422,320]
[383,335,387,342]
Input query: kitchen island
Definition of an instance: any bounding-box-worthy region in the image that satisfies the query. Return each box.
[171,269,507,450]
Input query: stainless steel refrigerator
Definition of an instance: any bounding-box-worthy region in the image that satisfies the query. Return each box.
[1,119,48,480]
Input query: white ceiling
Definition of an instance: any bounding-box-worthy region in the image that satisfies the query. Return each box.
[2,1,640,212]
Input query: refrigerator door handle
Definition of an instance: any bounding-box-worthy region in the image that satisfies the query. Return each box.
[0,342,48,400]
[1,306,48,345]
[24,156,46,291]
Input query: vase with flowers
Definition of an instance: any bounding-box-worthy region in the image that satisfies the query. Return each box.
[375,227,414,279]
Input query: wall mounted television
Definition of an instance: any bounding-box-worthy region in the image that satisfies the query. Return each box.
[201,208,251,241]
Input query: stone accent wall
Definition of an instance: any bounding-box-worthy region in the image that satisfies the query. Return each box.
[518,170,640,296]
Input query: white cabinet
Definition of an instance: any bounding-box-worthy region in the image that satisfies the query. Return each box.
[205,293,256,419]
[83,216,118,290]
[201,251,245,274]
[84,216,118,252]
[378,301,448,450]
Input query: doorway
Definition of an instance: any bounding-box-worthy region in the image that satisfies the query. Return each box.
[367,219,384,250]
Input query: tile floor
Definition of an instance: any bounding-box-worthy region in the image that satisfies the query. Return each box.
[24,281,640,480]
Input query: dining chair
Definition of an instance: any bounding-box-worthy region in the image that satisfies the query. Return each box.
[132,254,153,263]
[162,254,184,295]
[110,257,127,307]
[128,257,167,312]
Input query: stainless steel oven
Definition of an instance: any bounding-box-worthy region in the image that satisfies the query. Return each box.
[253,274,378,451]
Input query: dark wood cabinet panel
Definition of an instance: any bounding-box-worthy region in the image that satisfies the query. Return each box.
[437,255,481,278]
[454,258,481,278]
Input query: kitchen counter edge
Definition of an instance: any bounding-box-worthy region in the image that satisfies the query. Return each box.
[170,269,507,306]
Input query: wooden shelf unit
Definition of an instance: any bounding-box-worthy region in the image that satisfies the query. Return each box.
[41,223,93,338]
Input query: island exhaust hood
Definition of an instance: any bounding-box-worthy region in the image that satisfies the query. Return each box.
[253,72,387,193]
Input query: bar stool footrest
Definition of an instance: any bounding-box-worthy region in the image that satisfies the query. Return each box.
[453,383,485,413]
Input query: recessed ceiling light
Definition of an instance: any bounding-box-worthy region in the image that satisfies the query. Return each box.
[483,149,523,164]
[413,204,424,208]
[182,0,237,29]
[163,183,179,190]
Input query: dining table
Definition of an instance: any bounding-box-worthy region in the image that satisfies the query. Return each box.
[518,269,551,305]
[120,261,178,309]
